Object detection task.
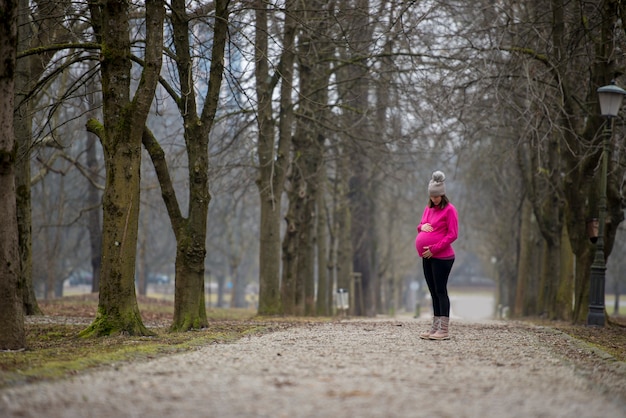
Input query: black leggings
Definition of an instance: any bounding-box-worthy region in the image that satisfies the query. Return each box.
[422,257,454,317]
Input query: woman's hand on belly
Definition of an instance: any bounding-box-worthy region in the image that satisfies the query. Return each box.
[421,223,433,232]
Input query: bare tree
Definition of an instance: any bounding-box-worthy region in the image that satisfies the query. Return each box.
[141,0,230,330]
[81,0,165,337]
[15,0,84,313]
[281,0,335,316]
[254,0,297,315]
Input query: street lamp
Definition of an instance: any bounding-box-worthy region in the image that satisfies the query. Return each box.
[588,81,626,326]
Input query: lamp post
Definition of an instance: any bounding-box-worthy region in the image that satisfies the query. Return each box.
[588,81,626,326]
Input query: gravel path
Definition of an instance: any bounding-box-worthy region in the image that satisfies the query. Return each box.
[1,317,626,418]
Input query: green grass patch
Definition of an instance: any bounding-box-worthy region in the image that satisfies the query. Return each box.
[0,295,310,389]
[0,321,273,388]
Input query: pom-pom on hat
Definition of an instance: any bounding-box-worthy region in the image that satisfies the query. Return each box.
[428,170,446,197]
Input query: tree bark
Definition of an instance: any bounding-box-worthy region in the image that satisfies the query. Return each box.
[85,81,103,294]
[335,0,375,316]
[335,154,353,304]
[14,0,80,308]
[81,0,164,337]
[0,0,26,350]
[281,187,299,314]
[255,0,296,315]
[141,0,229,330]
[556,224,573,320]
[15,0,41,314]
[514,197,532,317]
[316,182,330,316]
[295,0,333,316]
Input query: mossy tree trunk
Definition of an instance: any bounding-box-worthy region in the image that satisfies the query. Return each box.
[0,0,26,350]
[80,0,164,337]
[142,0,229,330]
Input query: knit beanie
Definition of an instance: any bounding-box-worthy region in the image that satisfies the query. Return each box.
[428,170,446,197]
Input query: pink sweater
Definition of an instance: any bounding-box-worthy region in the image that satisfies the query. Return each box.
[415,203,458,258]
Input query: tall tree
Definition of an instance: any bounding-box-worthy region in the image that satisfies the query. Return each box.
[15,0,79,314]
[81,0,165,337]
[255,0,297,315]
[282,0,334,316]
[15,0,41,314]
[336,0,376,316]
[0,0,25,350]
[142,0,230,331]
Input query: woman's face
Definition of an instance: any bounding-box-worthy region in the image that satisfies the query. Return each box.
[430,195,442,205]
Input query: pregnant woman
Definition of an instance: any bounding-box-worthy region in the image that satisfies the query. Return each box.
[415,171,458,340]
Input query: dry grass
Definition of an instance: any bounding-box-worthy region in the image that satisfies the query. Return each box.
[533,316,626,362]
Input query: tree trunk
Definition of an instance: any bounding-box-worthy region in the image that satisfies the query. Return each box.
[300,184,316,316]
[281,193,299,314]
[373,28,395,314]
[258,198,283,314]
[171,0,228,329]
[538,238,561,318]
[556,224,574,320]
[141,0,228,330]
[316,185,329,316]
[14,0,78,310]
[335,154,353,304]
[573,244,593,323]
[350,171,374,316]
[255,1,281,315]
[254,0,296,315]
[280,0,334,316]
[514,197,532,317]
[0,0,26,350]
[229,262,245,308]
[336,0,375,316]
[85,86,103,294]
[14,0,42,315]
[15,53,41,314]
[172,243,208,328]
[81,0,164,337]
[136,229,147,296]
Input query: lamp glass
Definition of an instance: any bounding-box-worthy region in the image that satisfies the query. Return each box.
[597,83,626,116]
[598,92,624,116]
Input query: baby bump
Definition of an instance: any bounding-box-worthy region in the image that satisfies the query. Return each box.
[415,232,438,257]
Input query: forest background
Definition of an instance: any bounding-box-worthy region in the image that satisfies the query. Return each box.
[2,0,626,350]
